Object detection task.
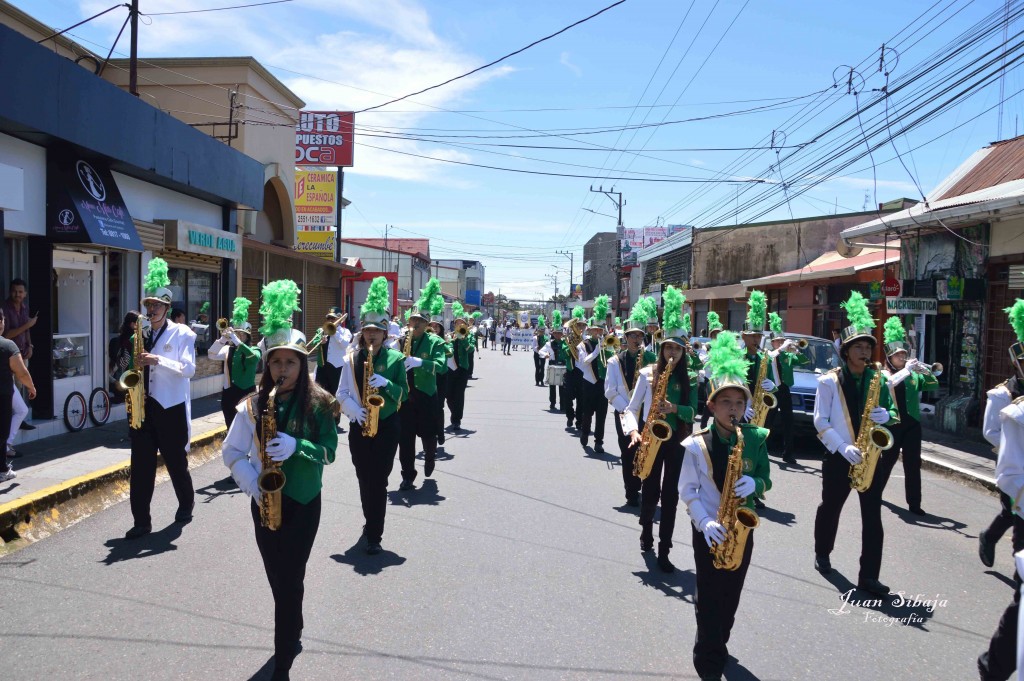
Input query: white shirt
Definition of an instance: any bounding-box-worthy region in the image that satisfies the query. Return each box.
[813,370,854,454]
[621,366,656,434]
[221,398,262,499]
[998,399,1024,514]
[336,350,369,422]
[209,337,233,390]
[679,427,723,531]
[985,383,1015,450]
[322,326,353,368]
[604,353,631,413]
[143,320,196,448]
[576,338,602,384]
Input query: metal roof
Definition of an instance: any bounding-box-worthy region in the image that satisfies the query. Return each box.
[936,135,1024,200]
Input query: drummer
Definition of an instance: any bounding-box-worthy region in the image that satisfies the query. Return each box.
[538,311,572,414]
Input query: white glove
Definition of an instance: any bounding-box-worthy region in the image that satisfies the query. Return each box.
[701,518,727,547]
[368,373,389,389]
[905,358,922,371]
[230,331,242,346]
[783,340,799,352]
[447,357,457,371]
[840,444,863,465]
[352,406,367,426]
[698,368,707,383]
[888,367,911,386]
[744,405,755,421]
[266,433,297,462]
[869,407,890,424]
[404,356,423,370]
[760,379,776,392]
[734,475,756,498]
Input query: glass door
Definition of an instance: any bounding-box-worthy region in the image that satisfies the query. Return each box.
[52,251,102,426]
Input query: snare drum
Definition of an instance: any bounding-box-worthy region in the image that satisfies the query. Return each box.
[547,364,567,387]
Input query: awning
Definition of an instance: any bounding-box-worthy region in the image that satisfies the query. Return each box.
[741,245,899,287]
[46,151,142,251]
[682,283,746,301]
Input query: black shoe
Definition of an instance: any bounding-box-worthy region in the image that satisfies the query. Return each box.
[979,533,996,568]
[783,455,796,464]
[699,675,723,681]
[19,422,34,431]
[174,501,195,523]
[579,436,588,450]
[594,443,605,454]
[452,422,461,432]
[549,403,556,410]
[640,524,654,552]
[566,421,574,430]
[125,524,152,540]
[626,495,639,507]
[399,480,415,491]
[366,542,382,555]
[425,459,435,477]
[814,554,832,575]
[857,578,891,596]
[657,552,675,573]
[438,432,446,445]
[909,506,926,516]
[753,497,766,509]
[270,668,290,681]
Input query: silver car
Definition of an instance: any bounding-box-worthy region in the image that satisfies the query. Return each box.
[781,334,842,427]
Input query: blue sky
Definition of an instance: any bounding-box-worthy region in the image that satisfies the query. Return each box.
[15,0,1023,301]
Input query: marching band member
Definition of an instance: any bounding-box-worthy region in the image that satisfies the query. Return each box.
[622,286,694,572]
[740,292,776,420]
[699,312,725,429]
[385,320,401,351]
[766,312,808,464]
[534,315,549,387]
[428,298,452,446]
[881,317,938,515]
[337,277,409,555]
[208,297,260,429]
[125,257,197,539]
[446,302,472,432]
[606,301,657,507]
[467,310,480,379]
[565,306,587,431]
[980,299,1024,569]
[221,280,337,681]
[680,330,770,681]
[538,310,573,416]
[398,279,447,491]
[979,360,1024,681]
[812,292,898,596]
[578,295,612,453]
[309,307,351,397]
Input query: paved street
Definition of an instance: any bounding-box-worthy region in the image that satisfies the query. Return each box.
[0,348,1013,681]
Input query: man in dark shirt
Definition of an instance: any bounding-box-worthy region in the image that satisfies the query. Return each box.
[2,279,36,435]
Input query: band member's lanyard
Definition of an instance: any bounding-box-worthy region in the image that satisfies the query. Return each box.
[144,323,169,393]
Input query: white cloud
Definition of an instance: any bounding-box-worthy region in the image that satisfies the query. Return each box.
[560,51,582,77]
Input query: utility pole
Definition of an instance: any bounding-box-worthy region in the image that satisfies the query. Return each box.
[545,272,558,299]
[590,185,625,316]
[556,249,574,301]
[129,0,139,96]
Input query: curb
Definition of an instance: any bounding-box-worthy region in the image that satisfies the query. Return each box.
[920,452,997,494]
[0,426,227,553]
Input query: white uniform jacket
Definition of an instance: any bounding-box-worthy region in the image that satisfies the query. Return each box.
[679,426,723,531]
[985,382,1015,451]
[621,366,656,435]
[323,326,353,368]
[813,369,856,455]
[604,354,631,414]
[998,399,1024,515]
[209,337,233,390]
[143,320,196,447]
[576,339,602,385]
[221,398,263,499]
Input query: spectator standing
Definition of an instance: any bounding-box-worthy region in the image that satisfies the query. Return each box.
[2,279,36,434]
[0,309,36,480]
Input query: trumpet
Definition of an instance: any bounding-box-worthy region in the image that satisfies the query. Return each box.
[216,318,230,332]
[652,329,664,342]
[454,322,470,339]
[604,333,621,351]
[911,361,943,377]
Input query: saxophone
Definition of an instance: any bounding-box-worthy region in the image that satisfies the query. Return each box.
[711,419,760,571]
[849,362,895,492]
[750,351,777,427]
[633,356,676,481]
[118,315,149,430]
[257,377,287,531]
[403,328,413,357]
[362,343,385,437]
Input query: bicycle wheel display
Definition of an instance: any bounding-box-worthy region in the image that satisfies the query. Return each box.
[89,387,111,426]
[63,391,88,432]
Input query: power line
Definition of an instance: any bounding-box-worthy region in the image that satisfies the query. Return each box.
[144,0,296,16]
[37,3,127,44]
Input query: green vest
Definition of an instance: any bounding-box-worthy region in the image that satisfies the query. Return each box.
[357,347,408,421]
[706,423,772,505]
[230,343,261,390]
[775,350,809,387]
[452,337,472,370]
[407,332,447,396]
[266,393,338,504]
[664,373,695,431]
[895,371,939,422]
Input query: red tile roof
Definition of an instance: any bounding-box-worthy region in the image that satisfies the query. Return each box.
[342,238,430,260]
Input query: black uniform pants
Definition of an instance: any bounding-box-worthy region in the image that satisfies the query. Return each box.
[813,446,899,581]
[982,492,1020,552]
[315,362,343,397]
[349,413,400,545]
[129,399,193,527]
[251,493,321,669]
[692,524,754,679]
[399,388,438,483]
[615,411,641,502]
[468,350,475,378]
[767,383,795,457]
[564,371,580,427]
[640,436,686,550]
[220,384,252,430]
[435,372,448,440]
[890,419,923,509]
[533,352,545,385]
[502,338,511,354]
[979,516,1024,680]
[446,368,469,426]
[579,378,607,446]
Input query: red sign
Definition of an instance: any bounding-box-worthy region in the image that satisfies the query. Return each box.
[295,111,354,167]
[883,277,901,297]
[482,292,495,305]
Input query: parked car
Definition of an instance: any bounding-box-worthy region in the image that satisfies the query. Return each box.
[781,333,842,428]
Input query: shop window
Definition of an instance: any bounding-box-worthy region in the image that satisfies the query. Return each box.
[166,267,219,352]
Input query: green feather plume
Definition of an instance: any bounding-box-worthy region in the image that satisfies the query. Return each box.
[1005,299,1024,344]
[572,305,586,320]
[429,294,445,317]
[416,277,441,313]
[682,313,691,336]
[552,310,563,327]
[841,291,875,330]
[663,285,683,331]
[361,276,390,316]
[706,310,722,332]
[404,309,411,321]
[883,317,906,344]
[746,290,767,330]
[230,297,252,328]
[472,311,482,320]
[709,331,751,382]
[593,294,610,321]
[200,301,210,315]
[259,280,301,337]
[644,296,660,320]
[452,301,465,319]
[769,312,783,334]
[143,257,170,294]
[628,300,648,325]
[538,314,546,328]
[614,316,621,327]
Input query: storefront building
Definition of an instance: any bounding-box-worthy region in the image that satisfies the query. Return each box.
[0,24,264,440]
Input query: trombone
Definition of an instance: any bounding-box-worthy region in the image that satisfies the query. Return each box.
[306,319,338,354]
[601,332,619,366]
